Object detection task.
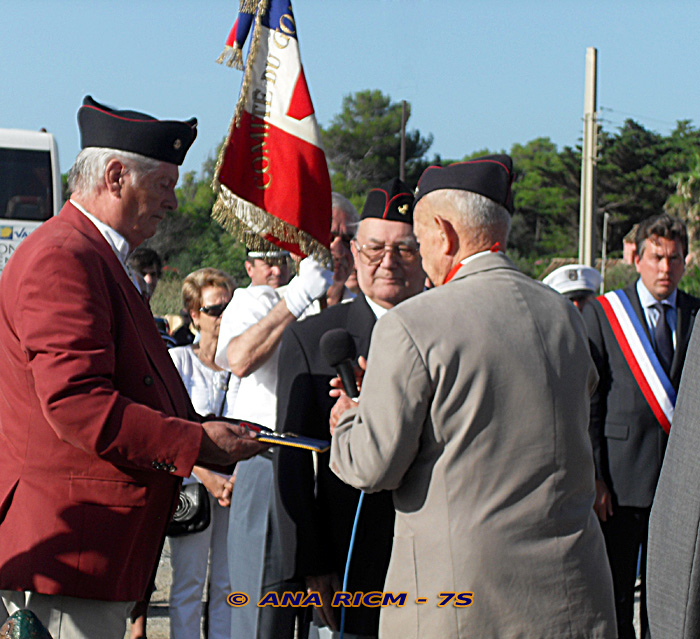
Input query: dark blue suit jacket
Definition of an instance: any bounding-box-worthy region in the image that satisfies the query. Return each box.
[274,294,394,635]
[583,282,700,507]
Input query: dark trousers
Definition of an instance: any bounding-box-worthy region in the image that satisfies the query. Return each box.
[601,505,651,639]
[257,580,308,639]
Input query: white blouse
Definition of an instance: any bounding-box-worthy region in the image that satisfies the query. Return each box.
[170,345,239,483]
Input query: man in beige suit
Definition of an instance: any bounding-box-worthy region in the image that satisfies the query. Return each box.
[329,155,616,638]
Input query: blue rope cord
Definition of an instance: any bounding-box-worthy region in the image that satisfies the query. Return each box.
[340,491,365,639]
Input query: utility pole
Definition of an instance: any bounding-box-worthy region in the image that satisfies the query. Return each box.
[600,211,610,293]
[400,100,407,182]
[579,47,598,266]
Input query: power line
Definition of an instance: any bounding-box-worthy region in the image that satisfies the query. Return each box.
[599,106,681,128]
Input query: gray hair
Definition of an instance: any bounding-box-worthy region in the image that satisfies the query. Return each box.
[424,188,511,247]
[331,192,360,237]
[333,192,359,217]
[67,147,162,196]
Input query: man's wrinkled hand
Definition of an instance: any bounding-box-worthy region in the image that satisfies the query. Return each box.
[329,357,365,435]
[329,356,366,398]
[329,394,357,436]
[198,420,268,467]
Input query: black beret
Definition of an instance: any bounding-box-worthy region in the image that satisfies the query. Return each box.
[77,96,197,166]
[361,178,414,225]
[414,154,514,213]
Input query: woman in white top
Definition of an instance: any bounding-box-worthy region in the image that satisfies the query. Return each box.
[168,268,239,639]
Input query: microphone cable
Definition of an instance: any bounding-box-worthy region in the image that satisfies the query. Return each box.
[340,490,365,639]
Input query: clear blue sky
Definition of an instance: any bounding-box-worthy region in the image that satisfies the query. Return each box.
[2,0,700,179]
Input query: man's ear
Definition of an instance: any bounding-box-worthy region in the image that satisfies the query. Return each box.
[435,215,459,258]
[244,260,254,278]
[105,159,126,197]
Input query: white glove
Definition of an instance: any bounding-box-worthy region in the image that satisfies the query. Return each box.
[284,256,333,317]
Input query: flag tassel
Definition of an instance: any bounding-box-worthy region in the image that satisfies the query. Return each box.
[216,43,244,70]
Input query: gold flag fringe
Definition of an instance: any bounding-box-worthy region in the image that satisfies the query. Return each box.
[216,44,244,70]
[215,0,260,70]
[212,184,332,267]
[240,0,258,11]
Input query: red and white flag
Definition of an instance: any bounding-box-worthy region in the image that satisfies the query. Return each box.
[213,0,332,260]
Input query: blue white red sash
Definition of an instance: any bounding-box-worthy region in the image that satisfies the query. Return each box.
[598,290,675,434]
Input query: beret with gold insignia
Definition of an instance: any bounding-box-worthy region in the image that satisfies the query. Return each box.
[361,178,414,225]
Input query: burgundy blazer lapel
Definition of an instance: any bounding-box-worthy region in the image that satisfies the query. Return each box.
[60,203,194,419]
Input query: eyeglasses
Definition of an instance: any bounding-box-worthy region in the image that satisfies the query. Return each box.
[199,303,228,317]
[353,240,420,265]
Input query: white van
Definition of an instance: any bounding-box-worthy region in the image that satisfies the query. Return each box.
[0,128,61,275]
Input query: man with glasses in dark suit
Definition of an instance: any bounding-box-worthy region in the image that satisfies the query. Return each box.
[274,178,425,639]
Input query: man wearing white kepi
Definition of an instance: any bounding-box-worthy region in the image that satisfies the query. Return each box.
[544,263,602,312]
[215,244,333,639]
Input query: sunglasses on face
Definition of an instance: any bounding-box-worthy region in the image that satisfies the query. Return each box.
[199,302,228,317]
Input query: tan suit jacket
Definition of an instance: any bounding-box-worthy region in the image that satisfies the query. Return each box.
[331,252,616,638]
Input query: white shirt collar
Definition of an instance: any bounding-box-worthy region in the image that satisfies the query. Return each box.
[70,199,140,291]
[460,249,493,267]
[365,295,390,319]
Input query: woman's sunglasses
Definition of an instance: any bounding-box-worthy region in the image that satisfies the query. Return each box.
[199,303,228,317]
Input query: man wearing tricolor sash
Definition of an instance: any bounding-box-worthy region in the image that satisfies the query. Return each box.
[582,213,700,639]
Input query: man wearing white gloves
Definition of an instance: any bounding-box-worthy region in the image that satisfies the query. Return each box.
[215,247,333,639]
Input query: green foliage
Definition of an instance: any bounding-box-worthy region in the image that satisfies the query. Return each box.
[150,273,185,317]
[321,90,434,197]
[665,151,700,256]
[601,262,637,293]
[494,119,700,274]
[143,158,249,286]
[679,264,700,298]
[596,119,700,254]
[509,138,580,257]
[61,173,70,206]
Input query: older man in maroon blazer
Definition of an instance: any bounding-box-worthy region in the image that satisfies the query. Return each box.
[0,96,266,639]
